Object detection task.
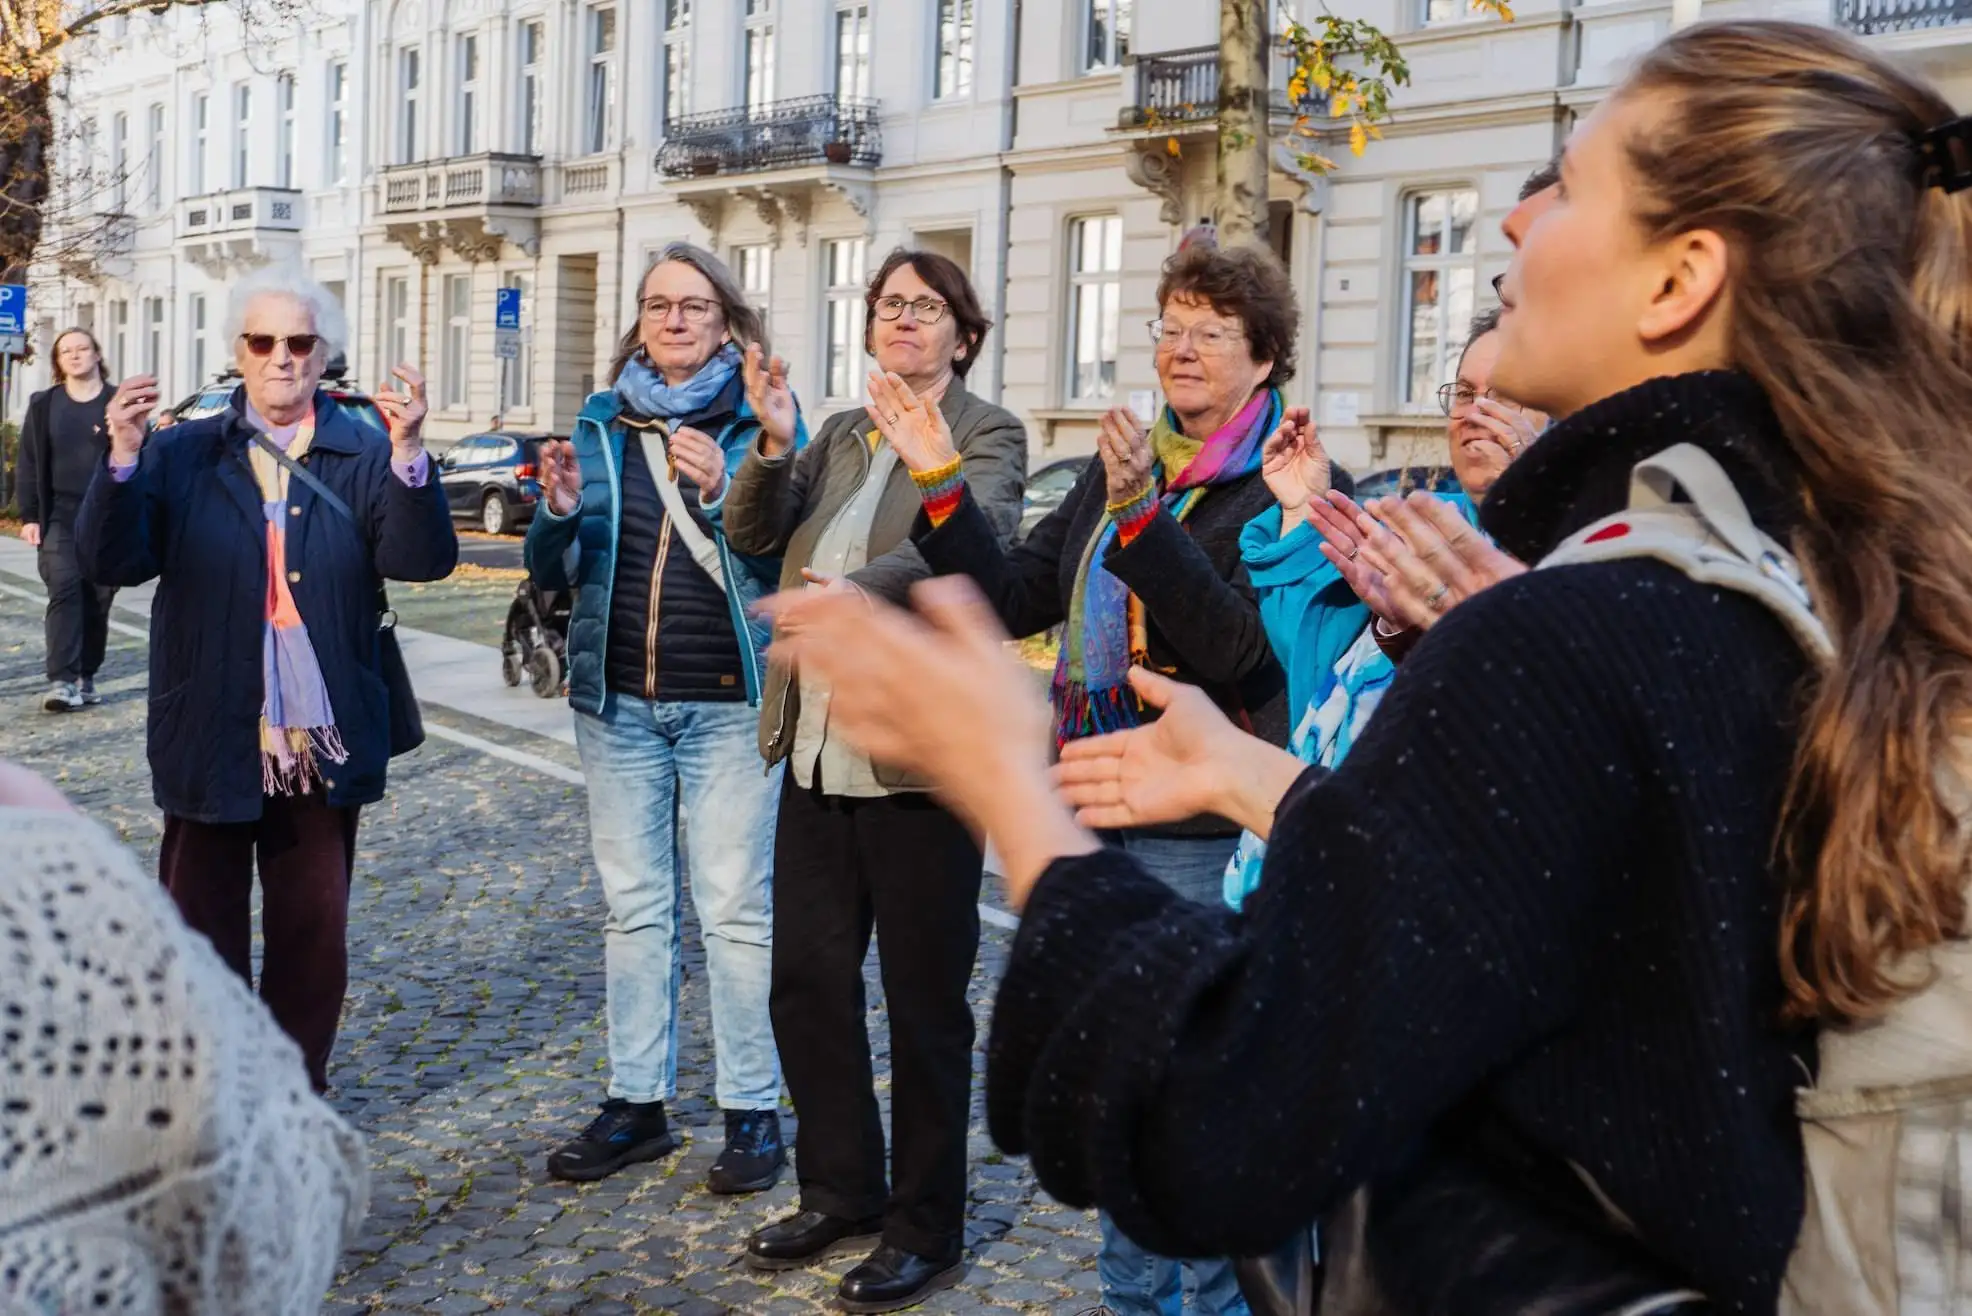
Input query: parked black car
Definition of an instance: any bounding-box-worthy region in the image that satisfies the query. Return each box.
[438,432,553,535]
[1352,464,1461,501]
[167,357,386,436]
[1020,456,1089,542]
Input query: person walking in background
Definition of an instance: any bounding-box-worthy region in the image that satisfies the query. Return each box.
[525,243,799,1196]
[13,327,118,713]
[74,264,458,1094]
[719,248,1027,1312]
[878,234,1309,1316]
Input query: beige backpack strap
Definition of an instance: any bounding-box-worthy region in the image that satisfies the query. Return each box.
[1541,444,1834,664]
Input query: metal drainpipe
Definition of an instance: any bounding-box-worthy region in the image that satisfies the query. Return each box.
[996,0,1023,414]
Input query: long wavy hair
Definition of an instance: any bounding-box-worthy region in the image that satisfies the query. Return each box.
[49,327,110,384]
[1620,22,1972,1022]
[607,242,769,386]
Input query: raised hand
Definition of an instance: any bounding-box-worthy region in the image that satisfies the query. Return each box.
[1052,669,1243,831]
[866,371,958,473]
[1260,406,1329,527]
[1356,492,1527,631]
[743,343,799,456]
[1096,407,1155,506]
[668,425,727,501]
[373,365,430,455]
[1311,490,1401,625]
[105,375,160,460]
[539,439,583,517]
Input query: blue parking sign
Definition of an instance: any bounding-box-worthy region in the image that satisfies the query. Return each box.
[495,287,522,330]
[0,284,26,336]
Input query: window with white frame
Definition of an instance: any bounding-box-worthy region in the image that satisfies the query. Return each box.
[1422,0,1464,22]
[744,1,775,113]
[586,6,616,154]
[1085,0,1131,71]
[520,22,544,153]
[190,94,208,194]
[188,294,207,389]
[457,34,480,155]
[936,0,974,100]
[501,271,533,410]
[835,4,870,102]
[1066,214,1122,402]
[144,297,163,376]
[1399,188,1479,407]
[277,74,296,188]
[734,244,771,312]
[145,104,164,211]
[232,83,251,189]
[110,112,128,210]
[110,300,129,380]
[327,63,349,185]
[385,275,411,374]
[443,275,471,408]
[822,237,867,400]
[77,118,98,187]
[660,1,689,127]
[400,48,423,164]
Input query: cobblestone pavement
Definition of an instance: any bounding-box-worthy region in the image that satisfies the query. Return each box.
[0,582,1113,1315]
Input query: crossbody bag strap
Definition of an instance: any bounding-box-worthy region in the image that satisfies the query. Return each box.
[246,432,396,628]
[635,426,728,591]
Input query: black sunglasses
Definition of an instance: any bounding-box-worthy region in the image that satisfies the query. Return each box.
[239,333,323,357]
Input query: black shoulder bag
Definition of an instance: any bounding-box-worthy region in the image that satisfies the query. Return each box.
[247,434,426,757]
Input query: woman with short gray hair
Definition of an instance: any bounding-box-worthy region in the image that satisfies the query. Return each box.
[525,242,804,1195]
[74,263,458,1093]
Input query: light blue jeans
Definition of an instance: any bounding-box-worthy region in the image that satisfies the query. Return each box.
[1094,830,1252,1316]
[575,695,784,1110]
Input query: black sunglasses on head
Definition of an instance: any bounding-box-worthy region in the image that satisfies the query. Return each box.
[239,333,322,357]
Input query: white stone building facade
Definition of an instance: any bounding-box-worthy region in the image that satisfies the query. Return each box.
[23,0,1972,473]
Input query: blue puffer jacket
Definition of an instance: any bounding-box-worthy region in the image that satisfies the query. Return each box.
[524,388,801,716]
[72,391,460,824]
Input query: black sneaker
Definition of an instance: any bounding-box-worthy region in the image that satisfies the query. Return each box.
[708,1107,785,1194]
[78,677,102,706]
[545,1099,678,1182]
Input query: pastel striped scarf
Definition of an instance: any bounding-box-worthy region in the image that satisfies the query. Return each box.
[1051,389,1278,745]
[246,410,347,795]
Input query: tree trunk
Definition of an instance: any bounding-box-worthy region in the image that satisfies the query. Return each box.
[0,73,54,282]
[1216,0,1270,248]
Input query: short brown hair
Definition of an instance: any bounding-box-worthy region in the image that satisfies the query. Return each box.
[863,249,992,380]
[1155,242,1300,387]
[608,243,769,386]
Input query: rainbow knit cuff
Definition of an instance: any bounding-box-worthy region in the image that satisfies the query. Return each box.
[912,456,966,527]
[1109,486,1160,545]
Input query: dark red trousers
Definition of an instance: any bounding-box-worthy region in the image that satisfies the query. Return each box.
[159,793,360,1093]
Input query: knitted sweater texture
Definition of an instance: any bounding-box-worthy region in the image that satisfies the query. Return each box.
[985,372,1816,1314]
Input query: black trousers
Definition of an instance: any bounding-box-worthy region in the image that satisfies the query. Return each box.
[37,518,115,683]
[769,774,984,1261]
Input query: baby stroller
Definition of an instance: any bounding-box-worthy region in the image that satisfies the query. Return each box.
[502,579,573,698]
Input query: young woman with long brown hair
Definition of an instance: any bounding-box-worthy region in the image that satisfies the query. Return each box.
[758,20,1972,1311]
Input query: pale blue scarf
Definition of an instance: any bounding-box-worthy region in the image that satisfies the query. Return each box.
[615,343,740,420]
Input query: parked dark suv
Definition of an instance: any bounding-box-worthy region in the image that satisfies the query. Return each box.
[439,432,552,535]
[167,357,386,436]
[1020,456,1090,542]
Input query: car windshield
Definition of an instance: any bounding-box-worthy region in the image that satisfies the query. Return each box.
[336,397,386,435]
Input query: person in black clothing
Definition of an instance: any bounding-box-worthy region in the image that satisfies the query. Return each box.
[15,327,117,713]
[760,21,1972,1313]
[524,244,797,1196]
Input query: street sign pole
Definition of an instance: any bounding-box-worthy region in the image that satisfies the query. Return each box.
[0,284,24,511]
[493,286,524,422]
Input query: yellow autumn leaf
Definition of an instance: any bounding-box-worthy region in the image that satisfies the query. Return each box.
[1350,121,1368,156]
[1288,75,1307,99]
[1313,66,1334,92]
[1165,136,1182,157]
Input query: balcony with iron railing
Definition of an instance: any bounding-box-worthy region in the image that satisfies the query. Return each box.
[1835,0,1972,34]
[376,153,544,216]
[654,95,882,179]
[1117,42,1326,131]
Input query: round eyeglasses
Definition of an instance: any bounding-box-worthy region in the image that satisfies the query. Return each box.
[874,295,949,324]
[1436,382,1497,416]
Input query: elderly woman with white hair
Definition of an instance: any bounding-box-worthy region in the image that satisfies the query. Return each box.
[74,264,458,1092]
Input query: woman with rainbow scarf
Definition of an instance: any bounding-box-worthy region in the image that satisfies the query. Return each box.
[870,236,1321,1316]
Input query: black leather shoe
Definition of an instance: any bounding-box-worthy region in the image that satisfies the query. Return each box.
[744,1209,883,1272]
[836,1242,966,1313]
[545,1099,677,1182]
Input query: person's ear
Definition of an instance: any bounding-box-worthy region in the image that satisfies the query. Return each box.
[1637,227,1729,346]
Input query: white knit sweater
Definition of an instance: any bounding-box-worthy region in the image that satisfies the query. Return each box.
[0,807,369,1315]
